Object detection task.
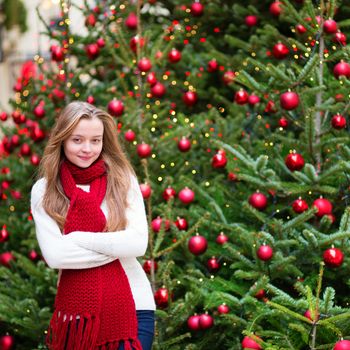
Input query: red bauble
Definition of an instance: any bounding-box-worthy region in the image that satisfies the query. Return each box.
[151,82,166,98]
[217,304,230,314]
[85,43,100,60]
[0,112,7,121]
[241,335,262,349]
[178,137,191,152]
[138,57,152,72]
[234,89,249,105]
[331,114,347,129]
[292,198,308,213]
[255,289,266,300]
[249,192,267,211]
[269,1,283,17]
[190,2,204,17]
[130,36,145,52]
[163,187,176,201]
[222,70,235,85]
[168,49,182,63]
[278,117,289,128]
[178,187,195,204]
[212,150,227,168]
[86,95,95,104]
[207,59,218,72]
[0,335,15,350]
[151,217,170,233]
[216,232,229,245]
[175,217,188,231]
[50,45,65,62]
[33,104,45,119]
[107,99,124,117]
[183,91,198,106]
[85,13,96,27]
[140,183,152,199]
[124,129,136,142]
[31,127,45,142]
[323,247,344,268]
[207,256,220,272]
[188,235,207,255]
[295,24,307,34]
[272,43,289,59]
[333,61,350,79]
[280,91,300,110]
[323,19,338,34]
[187,315,201,331]
[334,340,350,350]
[304,309,319,321]
[125,12,138,30]
[313,198,333,217]
[0,252,14,267]
[96,38,105,48]
[52,88,65,101]
[154,287,169,308]
[248,94,260,105]
[245,15,258,27]
[333,32,347,46]
[28,249,40,262]
[257,245,273,261]
[20,143,31,157]
[285,153,305,171]
[143,259,158,274]
[137,143,152,158]
[0,226,9,242]
[146,72,157,86]
[199,314,214,329]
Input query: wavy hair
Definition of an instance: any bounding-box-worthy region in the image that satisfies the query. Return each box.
[38,101,135,231]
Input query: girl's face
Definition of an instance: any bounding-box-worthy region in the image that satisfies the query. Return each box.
[63,117,104,168]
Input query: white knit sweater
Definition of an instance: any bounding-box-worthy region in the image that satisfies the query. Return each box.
[31,176,156,311]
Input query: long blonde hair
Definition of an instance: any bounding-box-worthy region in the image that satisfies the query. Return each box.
[38,101,135,231]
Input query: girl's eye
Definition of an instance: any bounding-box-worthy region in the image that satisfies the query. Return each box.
[93,139,101,143]
[73,138,81,143]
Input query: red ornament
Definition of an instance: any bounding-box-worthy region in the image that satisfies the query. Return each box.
[255,289,266,300]
[331,114,347,129]
[222,70,235,85]
[168,49,182,63]
[212,150,227,168]
[31,127,45,142]
[50,45,65,62]
[228,172,238,181]
[245,15,258,27]
[151,82,166,98]
[151,217,170,233]
[163,187,176,201]
[154,287,169,308]
[323,19,338,34]
[20,143,31,157]
[0,252,14,267]
[0,226,9,242]
[86,95,95,104]
[187,315,201,331]
[272,43,289,59]
[249,192,267,211]
[178,137,191,152]
[178,187,195,204]
[295,24,307,34]
[137,143,152,158]
[96,38,105,48]
[207,256,220,272]
[130,36,145,52]
[333,61,350,79]
[85,13,96,27]
[175,217,188,231]
[146,72,157,86]
[216,232,228,245]
[278,117,289,128]
[52,88,65,101]
[140,183,152,199]
[0,112,7,121]
[285,153,305,171]
[33,104,45,119]
[124,129,136,142]
[292,198,308,213]
[183,91,198,106]
[269,1,283,17]
[125,12,138,30]
[323,247,344,268]
[85,43,100,60]
[248,94,260,105]
[28,249,40,262]
[217,304,230,314]
[334,340,350,350]
[190,2,204,17]
[137,57,152,72]
[304,309,319,321]
[143,259,158,274]
[207,59,218,72]
[257,245,273,261]
[333,32,347,46]
[280,91,300,110]
[313,198,333,217]
[107,99,124,117]
[241,335,262,349]
[199,314,214,329]
[0,335,15,350]
[188,235,207,255]
[234,89,249,104]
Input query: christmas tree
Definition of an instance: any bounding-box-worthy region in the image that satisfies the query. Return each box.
[1,0,350,349]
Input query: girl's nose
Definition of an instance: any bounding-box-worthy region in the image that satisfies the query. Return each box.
[82,142,92,152]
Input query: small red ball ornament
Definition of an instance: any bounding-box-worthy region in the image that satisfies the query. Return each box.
[178,137,191,152]
[245,15,258,27]
[222,70,235,85]
[31,127,45,142]
[143,259,158,274]
[248,94,260,105]
[285,153,305,171]
[207,59,218,72]
[241,335,262,349]
[85,13,96,27]
[183,91,198,106]
[278,117,289,128]
[323,247,344,268]
[168,49,182,63]
[216,232,229,245]
[312,198,333,217]
[212,150,227,168]
[272,42,289,59]
[175,217,188,231]
[50,45,65,62]
[269,1,283,17]
[0,252,14,267]
[187,315,201,331]
[304,309,319,321]
[0,226,9,242]
[163,187,176,201]
[20,143,31,157]
[146,72,157,86]
[124,129,136,142]
[86,95,95,104]
[96,38,105,48]
[199,314,214,329]
[331,114,347,129]
[249,192,268,211]
[257,245,273,261]
[137,57,152,72]
[190,2,204,17]
[178,187,195,204]
[323,19,338,34]
[280,91,300,110]
[130,36,145,52]
[334,340,350,350]
[207,256,220,272]
[295,24,307,34]
[108,99,124,117]
[292,198,308,213]
[217,304,230,314]
[33,104,45,119]
[333,32,347,46]
[125,12,138,30]
[0,112,7,121]
[140,183,152,199]
[234,89,249,105]
[137,143,152,158]
[333,61,350,79]
[151,217,170,233]
[85,43,100,60]
[151,82,166,98]
[188,235,207,255]
[0,335,15,350]
[154,287,169,308]
[28,249,40,262]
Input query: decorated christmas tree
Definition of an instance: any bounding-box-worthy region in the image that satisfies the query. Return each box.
[1,0,350,349]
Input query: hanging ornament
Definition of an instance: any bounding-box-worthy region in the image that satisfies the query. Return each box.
[295,24,307,34]
[331,114,347,129]
[0,112,7,121]
[178,137,191,152]
[140,183,152,199]
[151,82,166,98]
[0,226,9,242]
[333,31,347,46]
[188,234,207,255]
[249,192,267,211]
[304,309,319,321]
[124,129,136,142]
[28,249,40,262]
[137,57,152,72]
[187,315,201,331]
[96,38,105,48]
[154,287,169,308]
[183,91,198,106]
[207,256,220,272]
[280,91,300,110]
[143,259,158,274]
[248,94,260,106]
[163,187,176,201]
[272,42,289,59]
[234,89,249,105]
[86,95,95,104]
[125,12,138,30]
[199,314,214,329]
[151,217,170,233]
[85,43,100,60]
[323,19,338,34]
[278,117,289,128]
[241,335,262,350]
[33,104,45,119]
[20,143,31,157]
[107,99,124,117]
[334,340,350,350]
[257,245,273,261]
[0,335,15,350]
[175,217,188,231]
[190,2,204,17]
[207,59,219,72]
[217,304,230,314]
[31,127,45,142]
[85,13,97,27]
[292,198,308,213]
[146,72,157,86]
[137,143,152,158]
[285,152,305,171]
[323,247,344,268]
[50,45,65,62]
[245,15,258,27]
[312,198,332,217]
[0,252,14,268]
[333,61,350,79]
[216,232,229,245]
[222,70,235,85]
[212,150,227,168]
[130,36,145,53]
[269,1,283,17]
[168,49,182,63]
[178,187,195,204]
[254,289,266,300]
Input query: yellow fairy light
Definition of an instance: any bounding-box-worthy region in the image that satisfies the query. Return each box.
[38,57,44,64]
[75,92,80,97]
[69,37,74,44]
[170,162,175,167]
[153,114,158,119]
[169,35,175,40]
[257,115,262,119]
[59,69,65,75]
[185,118,190,123]
[119,4,125,9]
[269,142,273,146]
[152,154,156,159]
[225,204,230,207]
[192,170,196,174]
[34,54,39,61]
[171,80,177,85]
[9,206,15,212]
[172,118,177,122]
[205,182,210,186]
[190,122,195,127]
[158,177,163,181]
[162,75,168,80]
[65,19,70,25]
[255,67,260,71]
[146,93,152,98]
[251,52,256,57]
[67,82,72,87]
[191,30,196,35]
[146,104,151,109]
[294,55,299,59]
[205,133,210,137]
[184,81,189,86]
[134,85,139,90]
[23,90,29,96]
[185,161,189,166]
[171,110,176,115]
[161,164,165,169]
[219,107,225,113]
[305,53,309,57]
[164,132,169,137]
[151,127,156,132]
[155,100,161,106]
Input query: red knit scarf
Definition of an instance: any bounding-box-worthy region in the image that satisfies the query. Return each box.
[46,159,142,350]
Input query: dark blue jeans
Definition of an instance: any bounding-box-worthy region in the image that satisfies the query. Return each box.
[118,310,155,350]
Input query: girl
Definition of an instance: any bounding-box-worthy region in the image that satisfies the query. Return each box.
[31,101,155,350]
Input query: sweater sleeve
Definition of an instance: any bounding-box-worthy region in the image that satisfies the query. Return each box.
[31,178,117,269]
[68,174,149,258]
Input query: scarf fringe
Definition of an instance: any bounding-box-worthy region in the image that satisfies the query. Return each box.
[46,310,100,350]
[96,339,142,350]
